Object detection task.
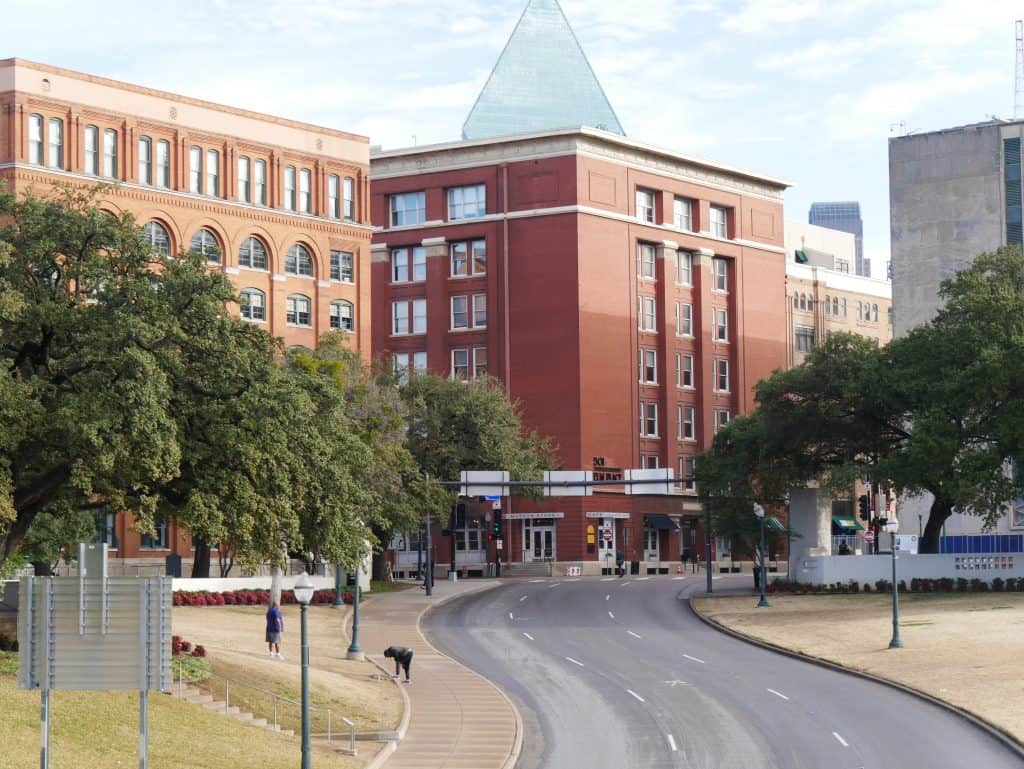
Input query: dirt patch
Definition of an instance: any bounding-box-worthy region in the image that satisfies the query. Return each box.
[694,592,1024,741]
[173,604,400,734]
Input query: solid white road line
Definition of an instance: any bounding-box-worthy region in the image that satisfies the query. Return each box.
[626,689,646,703]
[523,632,535,641]
[666,735,678,752]
[548,583,559,588]
[530,579,545,583]
[636,577,650,581]
[601,577,616,581]
[682,654,705,664]
[833,732,849,747]
[767,688,790,701]
[520,595,528,602]
[608,611,615,619]
[627,630,643,639]
[565,656,585,667]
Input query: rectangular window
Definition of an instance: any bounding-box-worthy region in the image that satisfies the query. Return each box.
[331,250,354,282]
[452,348,470,380]
[393,353,410,384]
[94,510,118,550]
[452,239,487,276]
[390,191,426,226]
[413,351,428,374]
[155,139,170,188]
[680,456,696,491]
[638,296,657,332]
[206,149,220,197]
[140,521,169,550]
[328,174,340,218]
[286,296,311,326]
[447,184,486,220]
[472,240,487,274]
[473,347,487,378]
[451,242,468,276]
[714,409,731,434]
[103,129,118,179]
[636,188,655,223]
[674,197,693,231]
[637,243,656,279]
[284,165,296,211]
[344,176,355,220]
[412,298,427,333]
[639,402,659,437]
[713,308,729,342]
[714,358,730,392]
[856,302,863,320]
[678,405,695,441]
[710,205,728,238]
[676,302,693,336]
[254,159,267,205]
[189,146,202,193]
[238,156,251,202]
[645,455,660,469]
[795,326,815,352]
[713,257,728,291]
[472,294,487,328]
[679,353,694,388]
[84,125,98,175]
[48,117,63,170]
[451,295,469,329]
[392,249,409,282]
[677,251,692,286]
[299,168,311,213]
[28,114,43,165]
[638,348,657,384]
[138,136,152,184]
[392,301,409,334]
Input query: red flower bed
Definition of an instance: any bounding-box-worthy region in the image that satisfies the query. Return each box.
[173,588,353,607]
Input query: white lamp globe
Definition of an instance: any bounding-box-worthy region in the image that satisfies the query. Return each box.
[293,572,315,605]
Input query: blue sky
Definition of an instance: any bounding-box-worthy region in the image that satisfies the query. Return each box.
[6,0,1023,275]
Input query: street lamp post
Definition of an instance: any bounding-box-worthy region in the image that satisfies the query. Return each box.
[293,573,315,769]
[753,503,769,608]
[346,570,364,660]
[333,564,343,608]
[887,521,902,649]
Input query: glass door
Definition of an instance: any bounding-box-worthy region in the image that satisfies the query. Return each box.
[643,526,660,561]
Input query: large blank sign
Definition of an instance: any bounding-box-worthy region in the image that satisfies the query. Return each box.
[18,545,171,692]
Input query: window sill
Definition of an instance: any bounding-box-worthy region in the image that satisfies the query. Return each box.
[286,323,313,329]
[449,326,487,333]
[391,331,427,338]
[448,273,486,280]
[678,384,695,390]
[329,327,356,334]
[283,273,315,281]
[241,317,267,324]
[390,279,427,286]
[239,266,271,273]
[331,279,356,286]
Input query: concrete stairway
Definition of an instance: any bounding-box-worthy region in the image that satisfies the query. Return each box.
[174,684,295,737]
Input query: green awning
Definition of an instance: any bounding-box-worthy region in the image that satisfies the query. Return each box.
[832,515,862,531]
[765,516,786,532]
[795,250,809,264]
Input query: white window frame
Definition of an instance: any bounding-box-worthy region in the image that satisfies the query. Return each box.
[638,348,657,384]
[190,228,220,262]
[84,125,98,175]
[331,250,354,283]
[472,294,487,328]
[412,298,427,334]
[255,159,267,205]
[392,301,410,335]
[713,307,729,343]
[451,347,470,380]
[447,184,486,221]
[795,325,815,353]
[677,251,692,286]
[473,347,487,378]
[238,156,251,203]
[673,196,693,231]
[714,409,731,434]
[284,165,296,211]
[413,351,428,375]
[239,288,266,322]
[640,401,659,438]
[636,188,655,224]
[638,296,657,332]
[330,299,354,332]
[286,294,312,327]
[155,139,170,188]
[285,244,314,277]
[676,302,693,337]
[637,243,656,279]
[680,456,696,492]
[138,136,152,185]
[451,295,469,330]
[710,205,728,238]
[679,353,694,388]
[103,129,118,179]
[343,176,355,220]
[678,404,696,441]
[714,358,730,393]
[206,149,220,197]
[47,117,63,170]
[239,236,268,270]
[328,174,340,219]
[189,146,202,194]
[28,114,43,165]
[713,257,728,292]
[393,352,410,384]
[390,191,426,226]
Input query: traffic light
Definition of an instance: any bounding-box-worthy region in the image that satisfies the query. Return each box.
[492,511,502,538]
[858,494,870,520]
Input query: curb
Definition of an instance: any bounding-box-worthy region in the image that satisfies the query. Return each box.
[417,582,525,769]
[687,592,1024,762]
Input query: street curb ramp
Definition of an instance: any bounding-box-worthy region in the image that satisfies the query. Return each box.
[687,591,1024,763]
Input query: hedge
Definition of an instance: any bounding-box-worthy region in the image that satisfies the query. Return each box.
[769,577,1024,595]
[172,588,352,607]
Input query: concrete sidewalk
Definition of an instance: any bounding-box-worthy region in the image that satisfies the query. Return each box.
[358,580,521,769]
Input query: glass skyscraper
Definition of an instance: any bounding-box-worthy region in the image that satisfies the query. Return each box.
[809,201,868,277]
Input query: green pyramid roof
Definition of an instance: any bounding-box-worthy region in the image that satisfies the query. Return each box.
[462,0,624,141]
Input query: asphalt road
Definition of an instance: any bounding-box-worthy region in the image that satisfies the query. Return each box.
[422,575,1022,769]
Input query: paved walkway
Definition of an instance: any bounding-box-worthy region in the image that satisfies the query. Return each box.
[358,580,520,769]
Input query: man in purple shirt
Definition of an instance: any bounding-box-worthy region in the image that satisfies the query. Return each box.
[266,601,284,660]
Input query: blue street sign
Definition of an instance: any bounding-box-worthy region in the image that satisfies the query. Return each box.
[484,495,500,501]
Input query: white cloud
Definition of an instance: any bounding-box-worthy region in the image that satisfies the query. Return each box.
[720,0,821,34]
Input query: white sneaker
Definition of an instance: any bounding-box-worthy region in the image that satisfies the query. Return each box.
[404,678,411,684]
[275,653,284,661]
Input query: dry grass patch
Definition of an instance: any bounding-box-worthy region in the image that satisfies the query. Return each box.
[694,592,1024,741]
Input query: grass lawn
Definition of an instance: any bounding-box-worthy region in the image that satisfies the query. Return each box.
[694,592,1024,741]
[0,652,362,769]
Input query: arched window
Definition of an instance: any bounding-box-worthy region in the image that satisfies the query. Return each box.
[190,228,221,262]
[793,295,798,310]
[872,304,879,322]
[239,236,268,270]
[832,297,839,316]
[239,288,266,322]
[824,295,831,315]
[28,114,43,165]
[286,294,312,326]
[330,300,354,332]
[285,244,314,277]
[799,293,807,311]
[143,220,171,256]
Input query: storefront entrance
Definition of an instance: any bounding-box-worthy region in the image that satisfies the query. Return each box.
[523,518,557,562]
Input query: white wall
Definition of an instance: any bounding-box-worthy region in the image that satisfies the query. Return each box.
[796,552,1023,585]
[172,570,369,593]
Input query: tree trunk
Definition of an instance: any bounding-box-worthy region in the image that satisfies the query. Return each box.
[191,538,211,578]
[371,550,389,581]
[919,495,954,554]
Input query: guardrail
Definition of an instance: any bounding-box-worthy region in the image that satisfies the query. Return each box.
[174,667,355,754]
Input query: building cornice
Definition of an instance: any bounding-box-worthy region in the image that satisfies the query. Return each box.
[786,261,893,299]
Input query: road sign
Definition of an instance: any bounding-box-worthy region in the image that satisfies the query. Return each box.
[896,534,918,554]
[496,539,503,550]
[602,529,613,542]
[484,494,500,501]
[864,530,875,544]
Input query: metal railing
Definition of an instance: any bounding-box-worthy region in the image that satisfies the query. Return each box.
[174,666,355,754]
[832,534,863,553]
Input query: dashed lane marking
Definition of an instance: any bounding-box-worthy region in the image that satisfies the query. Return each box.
[833,732,849,748]
[626,689,646,703]
[682,654,705,664]
[636,577,650,581]
[667,735,678,752]
[672,576,686,580]
[523,632,535,641]
[601,577,616,581]
[608,611,615,619]
[605,594,611,601]
[530,579,545,583]
[627,630,643,639]
[767,688,789,701]
[508,612,513,620]
[565,656,585,667]
[520,595,528,602]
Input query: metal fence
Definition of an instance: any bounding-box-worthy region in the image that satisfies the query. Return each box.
[831,534,864,553]
[939,534,1024,554]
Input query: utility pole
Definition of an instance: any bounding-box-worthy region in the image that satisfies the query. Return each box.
[424,473,433,596]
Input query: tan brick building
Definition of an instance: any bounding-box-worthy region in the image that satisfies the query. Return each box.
[0,58,372,570]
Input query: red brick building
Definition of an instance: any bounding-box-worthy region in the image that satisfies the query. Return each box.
[373,127,789,576]
[0,58,372,572]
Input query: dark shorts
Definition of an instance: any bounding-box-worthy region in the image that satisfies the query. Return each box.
[266,631,282,644]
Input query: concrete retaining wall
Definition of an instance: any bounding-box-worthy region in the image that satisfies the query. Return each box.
[796,553,1023,585]
[170,575,361,592]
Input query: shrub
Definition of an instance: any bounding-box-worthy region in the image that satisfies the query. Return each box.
[863,583,872,593]
[910,578,921,592]
[180,640,193,653]
[192,645,207,658]
[899,580,908,593]
[970,578,988,592]
[939,578,954,593]
[172,587,351,607]
[1005,577,1018,592]
[849,581,860,593]
[0,633,18,652]
[956,577,969,592]
[875,579,890,593]
[992,577,1005,592]
[171,654,211,684]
